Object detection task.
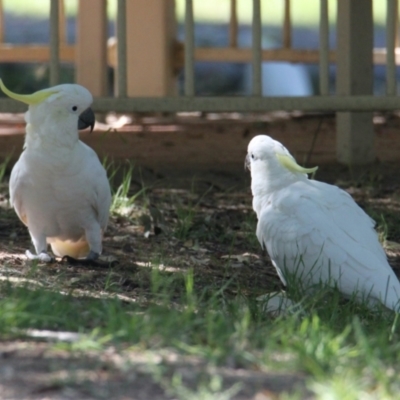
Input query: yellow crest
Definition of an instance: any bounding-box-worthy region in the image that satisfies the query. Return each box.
[0,79,56,105]
[276,153,318,174]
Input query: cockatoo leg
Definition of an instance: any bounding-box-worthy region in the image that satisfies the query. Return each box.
[257,291,305,316]
[61,254,100,266]
[27,233,54,262]
[62,249,99,263]
[25,250,54,263]
[81,225,102,262]
[62,225,104,266]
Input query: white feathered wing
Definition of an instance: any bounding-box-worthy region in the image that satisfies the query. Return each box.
[256,178,400,310]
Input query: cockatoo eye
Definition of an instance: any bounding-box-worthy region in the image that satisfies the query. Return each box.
[72,106,78,112]
[251,153,255,160]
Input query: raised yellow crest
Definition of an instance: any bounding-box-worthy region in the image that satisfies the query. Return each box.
[0,79,57,105]
[276,153,318,174]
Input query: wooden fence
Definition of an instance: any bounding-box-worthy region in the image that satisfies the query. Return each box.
[0,0,399,164]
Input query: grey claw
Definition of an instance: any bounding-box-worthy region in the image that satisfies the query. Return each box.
[61,252,116,268]
[86,250,100,260]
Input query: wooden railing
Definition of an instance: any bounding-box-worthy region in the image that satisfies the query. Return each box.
[0,0,399,165]
[0,0,398,95]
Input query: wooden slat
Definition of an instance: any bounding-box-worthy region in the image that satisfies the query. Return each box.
[387,0,398,95]
[1,95,400,114]
[0,0,4,43]
[252,0,262,96]
[117,0,127,97]
[194,47,397,65]
[229,0,238,48]
[76,0,108,96]
[0,45,74,62]
[0,45,396,67]
[283,0,292,48]
[125,0,176,96]
[184,0,195,96]
[90,96,400,113]
[336,0,374,165]
[49,0,60,85]
[396,0,400,48]
[195,47,336,63]
[319,0,329,95]
[59,0,66,44]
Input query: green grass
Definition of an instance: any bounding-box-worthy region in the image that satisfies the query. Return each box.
[108,161,146,215]
[0,154,11,183]
[3,0,389,26]
[1,270,400,398]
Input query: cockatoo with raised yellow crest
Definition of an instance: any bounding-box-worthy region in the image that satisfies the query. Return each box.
[246,134,400,311]
[1,80,111,263]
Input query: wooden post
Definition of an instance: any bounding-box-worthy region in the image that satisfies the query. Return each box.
[283,0,291,49]
[116,0,127,97]
[49,0,60,86]
[76,0,108,96]
[229,0,238,48]
[0,0,4,44]
[59,0,66,45]
[126,0,176,96]
[336,0,374,165]
[184,0,195,96]
[252,0,262,96]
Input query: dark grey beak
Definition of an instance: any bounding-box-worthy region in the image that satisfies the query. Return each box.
[78,107,95,132]
[245,154,251,171]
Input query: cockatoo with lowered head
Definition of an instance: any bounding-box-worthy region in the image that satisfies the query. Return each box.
[2,80,111,263]
[246,134,400,311]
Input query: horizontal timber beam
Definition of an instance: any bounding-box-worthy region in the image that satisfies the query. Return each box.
[0,96,399,114]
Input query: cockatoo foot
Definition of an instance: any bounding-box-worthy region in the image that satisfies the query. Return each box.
[86,250,100,260]
[257,292,305,316]
[61,251,116,268]
[25,250,54,263]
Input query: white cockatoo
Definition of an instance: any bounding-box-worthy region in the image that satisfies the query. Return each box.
[246,134,400,311]
[2,80,111,263]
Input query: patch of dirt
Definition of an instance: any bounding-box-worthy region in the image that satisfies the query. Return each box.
[0,181,280,298]
[0,341,311,400]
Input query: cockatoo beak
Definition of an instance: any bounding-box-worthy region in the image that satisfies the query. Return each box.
[244,154,251,171]
[0,79,56,105]
[78,107,95,132]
